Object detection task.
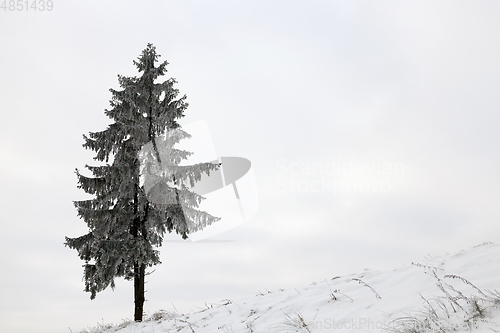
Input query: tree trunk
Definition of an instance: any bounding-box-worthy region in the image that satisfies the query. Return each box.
[131,177,146,322]
[134,262,145,321]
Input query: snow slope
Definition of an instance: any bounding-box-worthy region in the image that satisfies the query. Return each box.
[79,242,500,332]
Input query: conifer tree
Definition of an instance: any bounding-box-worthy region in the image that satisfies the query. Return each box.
[65,44,220,322]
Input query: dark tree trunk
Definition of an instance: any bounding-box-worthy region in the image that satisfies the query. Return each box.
[134,262,145,321]
[131,181,146,322]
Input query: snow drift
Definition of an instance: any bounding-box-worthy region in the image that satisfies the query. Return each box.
[78,242,500,332]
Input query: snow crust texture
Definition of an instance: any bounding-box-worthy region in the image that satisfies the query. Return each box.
[80,242,500,332]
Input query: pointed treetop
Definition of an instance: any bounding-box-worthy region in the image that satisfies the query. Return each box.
[133,43,168,76]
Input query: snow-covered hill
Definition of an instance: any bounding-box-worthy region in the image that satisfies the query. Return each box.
[77,242,500,332]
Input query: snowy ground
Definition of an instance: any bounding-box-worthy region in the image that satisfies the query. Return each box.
[77,242,500,332]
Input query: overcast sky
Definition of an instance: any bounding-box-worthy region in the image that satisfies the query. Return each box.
[2,1,500,332]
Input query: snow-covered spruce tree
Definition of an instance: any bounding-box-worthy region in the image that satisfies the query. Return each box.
[65,44,220,322]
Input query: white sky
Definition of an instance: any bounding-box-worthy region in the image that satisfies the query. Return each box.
[1,1,500,332]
